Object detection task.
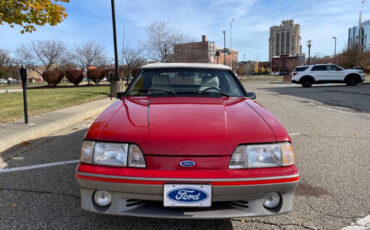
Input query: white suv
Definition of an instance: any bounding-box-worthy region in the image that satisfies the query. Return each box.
[291,64,365,87]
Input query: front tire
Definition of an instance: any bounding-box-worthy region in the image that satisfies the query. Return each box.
[345,76,359,86]
[301,77,313,88]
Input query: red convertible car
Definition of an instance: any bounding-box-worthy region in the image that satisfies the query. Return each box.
[76,63,299,219]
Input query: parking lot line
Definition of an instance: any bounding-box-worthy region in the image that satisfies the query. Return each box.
[0,160,79,174]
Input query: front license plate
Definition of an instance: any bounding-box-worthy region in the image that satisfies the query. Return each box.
[163,184,212,207]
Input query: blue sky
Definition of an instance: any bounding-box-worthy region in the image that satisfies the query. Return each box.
[0,0,369,61]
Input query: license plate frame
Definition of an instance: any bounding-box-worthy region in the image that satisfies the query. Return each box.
[163,184,212,207]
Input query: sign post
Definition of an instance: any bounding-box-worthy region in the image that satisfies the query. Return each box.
[20,65,28,124]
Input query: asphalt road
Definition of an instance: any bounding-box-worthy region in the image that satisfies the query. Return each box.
[0,82,369,230]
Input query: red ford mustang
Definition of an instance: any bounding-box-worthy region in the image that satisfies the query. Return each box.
[75,63,299,219]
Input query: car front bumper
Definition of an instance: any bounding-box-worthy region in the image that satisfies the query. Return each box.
[76,165,299,219]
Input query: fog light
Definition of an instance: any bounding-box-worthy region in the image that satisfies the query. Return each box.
[263,192,280,209]
[94,190,112,207]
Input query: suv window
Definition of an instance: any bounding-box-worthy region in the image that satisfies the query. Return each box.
[294,67,309,72]
[311,65,328,71]
[329,65,342,71]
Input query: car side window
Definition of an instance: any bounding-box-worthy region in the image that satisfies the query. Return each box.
[311,65,327,71]
[329,65,342,71]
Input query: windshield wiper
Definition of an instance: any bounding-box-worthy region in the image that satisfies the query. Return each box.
[176,90,229,97]
[131,89,176,96]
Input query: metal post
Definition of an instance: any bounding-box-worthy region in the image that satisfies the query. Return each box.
[230,18,235,70]
[20,66,28,124]
[110,0,119,97]
[306,40,312,65]
[223,31,226,65]
[333,37,337,65]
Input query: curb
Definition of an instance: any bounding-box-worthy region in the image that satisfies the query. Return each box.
[0,99,115,154]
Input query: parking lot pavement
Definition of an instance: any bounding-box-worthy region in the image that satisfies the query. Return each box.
[0,82,369,229]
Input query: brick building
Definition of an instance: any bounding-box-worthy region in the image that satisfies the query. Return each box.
[173,35,217,63]
[173,35,238,71]
[215,48,238,71]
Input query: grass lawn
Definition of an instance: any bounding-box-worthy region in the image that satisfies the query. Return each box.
[0,86,110,122]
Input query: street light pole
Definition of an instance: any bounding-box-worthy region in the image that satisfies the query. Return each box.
[230,18,235,70]
[110,0,119,97]
[306,40,312,65]
[223,30,226,65]
[332,36,337,64]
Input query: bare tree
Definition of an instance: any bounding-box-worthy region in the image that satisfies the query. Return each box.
[0,49,14,78]
[121,46,146,83]
[32,40,67,70]
[15,44,34,68]
[16,40,67,74]
[145,21,187,62]
[74,41,107,70]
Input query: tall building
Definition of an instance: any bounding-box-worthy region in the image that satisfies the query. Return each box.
[348,19,370,52]
[269,20,302,62]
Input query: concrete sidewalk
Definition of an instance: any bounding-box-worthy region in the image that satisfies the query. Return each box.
[0,97,116,153]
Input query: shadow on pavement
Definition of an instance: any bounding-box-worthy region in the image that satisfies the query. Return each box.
[262,83,370,113]
[0,128,233,229]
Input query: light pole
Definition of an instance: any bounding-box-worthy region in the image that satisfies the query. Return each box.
[223,30,226,65]
[230,18,235,70]
[110,0,119,97]
[306,40,312,65]
[332,36,337,64]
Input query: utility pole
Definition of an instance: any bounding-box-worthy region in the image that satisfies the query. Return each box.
[332,37,337,64]
[110,0,119,97]
[244,54,246,62]
[122,23,125,51]
[358,0,365,53]
[230,18,235,70]
[223,30,226,65]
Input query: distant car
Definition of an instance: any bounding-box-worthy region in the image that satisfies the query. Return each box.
[292,64,365,87]
[0,79,7,84]
[75,63,299,219]
[7,79,21,84]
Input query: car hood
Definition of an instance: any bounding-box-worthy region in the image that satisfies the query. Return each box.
[86,97,289,156]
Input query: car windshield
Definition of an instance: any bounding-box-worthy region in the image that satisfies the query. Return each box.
[127,69,245,97]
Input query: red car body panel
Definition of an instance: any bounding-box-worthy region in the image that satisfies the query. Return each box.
[85,96,288,157]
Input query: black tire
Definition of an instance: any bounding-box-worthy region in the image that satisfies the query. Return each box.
[301,77,313,88]
[345,75,359,86]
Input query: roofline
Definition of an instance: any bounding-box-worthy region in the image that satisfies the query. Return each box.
[141,63,232,70]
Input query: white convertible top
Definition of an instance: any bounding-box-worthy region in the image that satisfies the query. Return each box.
[141,63,231,70]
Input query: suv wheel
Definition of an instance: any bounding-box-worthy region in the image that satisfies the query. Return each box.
[301,77,313,88]
[345,76,358,86]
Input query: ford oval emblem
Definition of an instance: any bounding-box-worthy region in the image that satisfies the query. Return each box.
[179,160,195,167]
[167,188,208,203]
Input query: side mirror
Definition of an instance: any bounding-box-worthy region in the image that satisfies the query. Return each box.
[116,91,126,99]
[247,92,256,99]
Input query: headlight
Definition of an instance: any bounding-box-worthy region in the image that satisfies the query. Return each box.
[80,141,146,168]
[229,142,295,169]
[93,142,128,167]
